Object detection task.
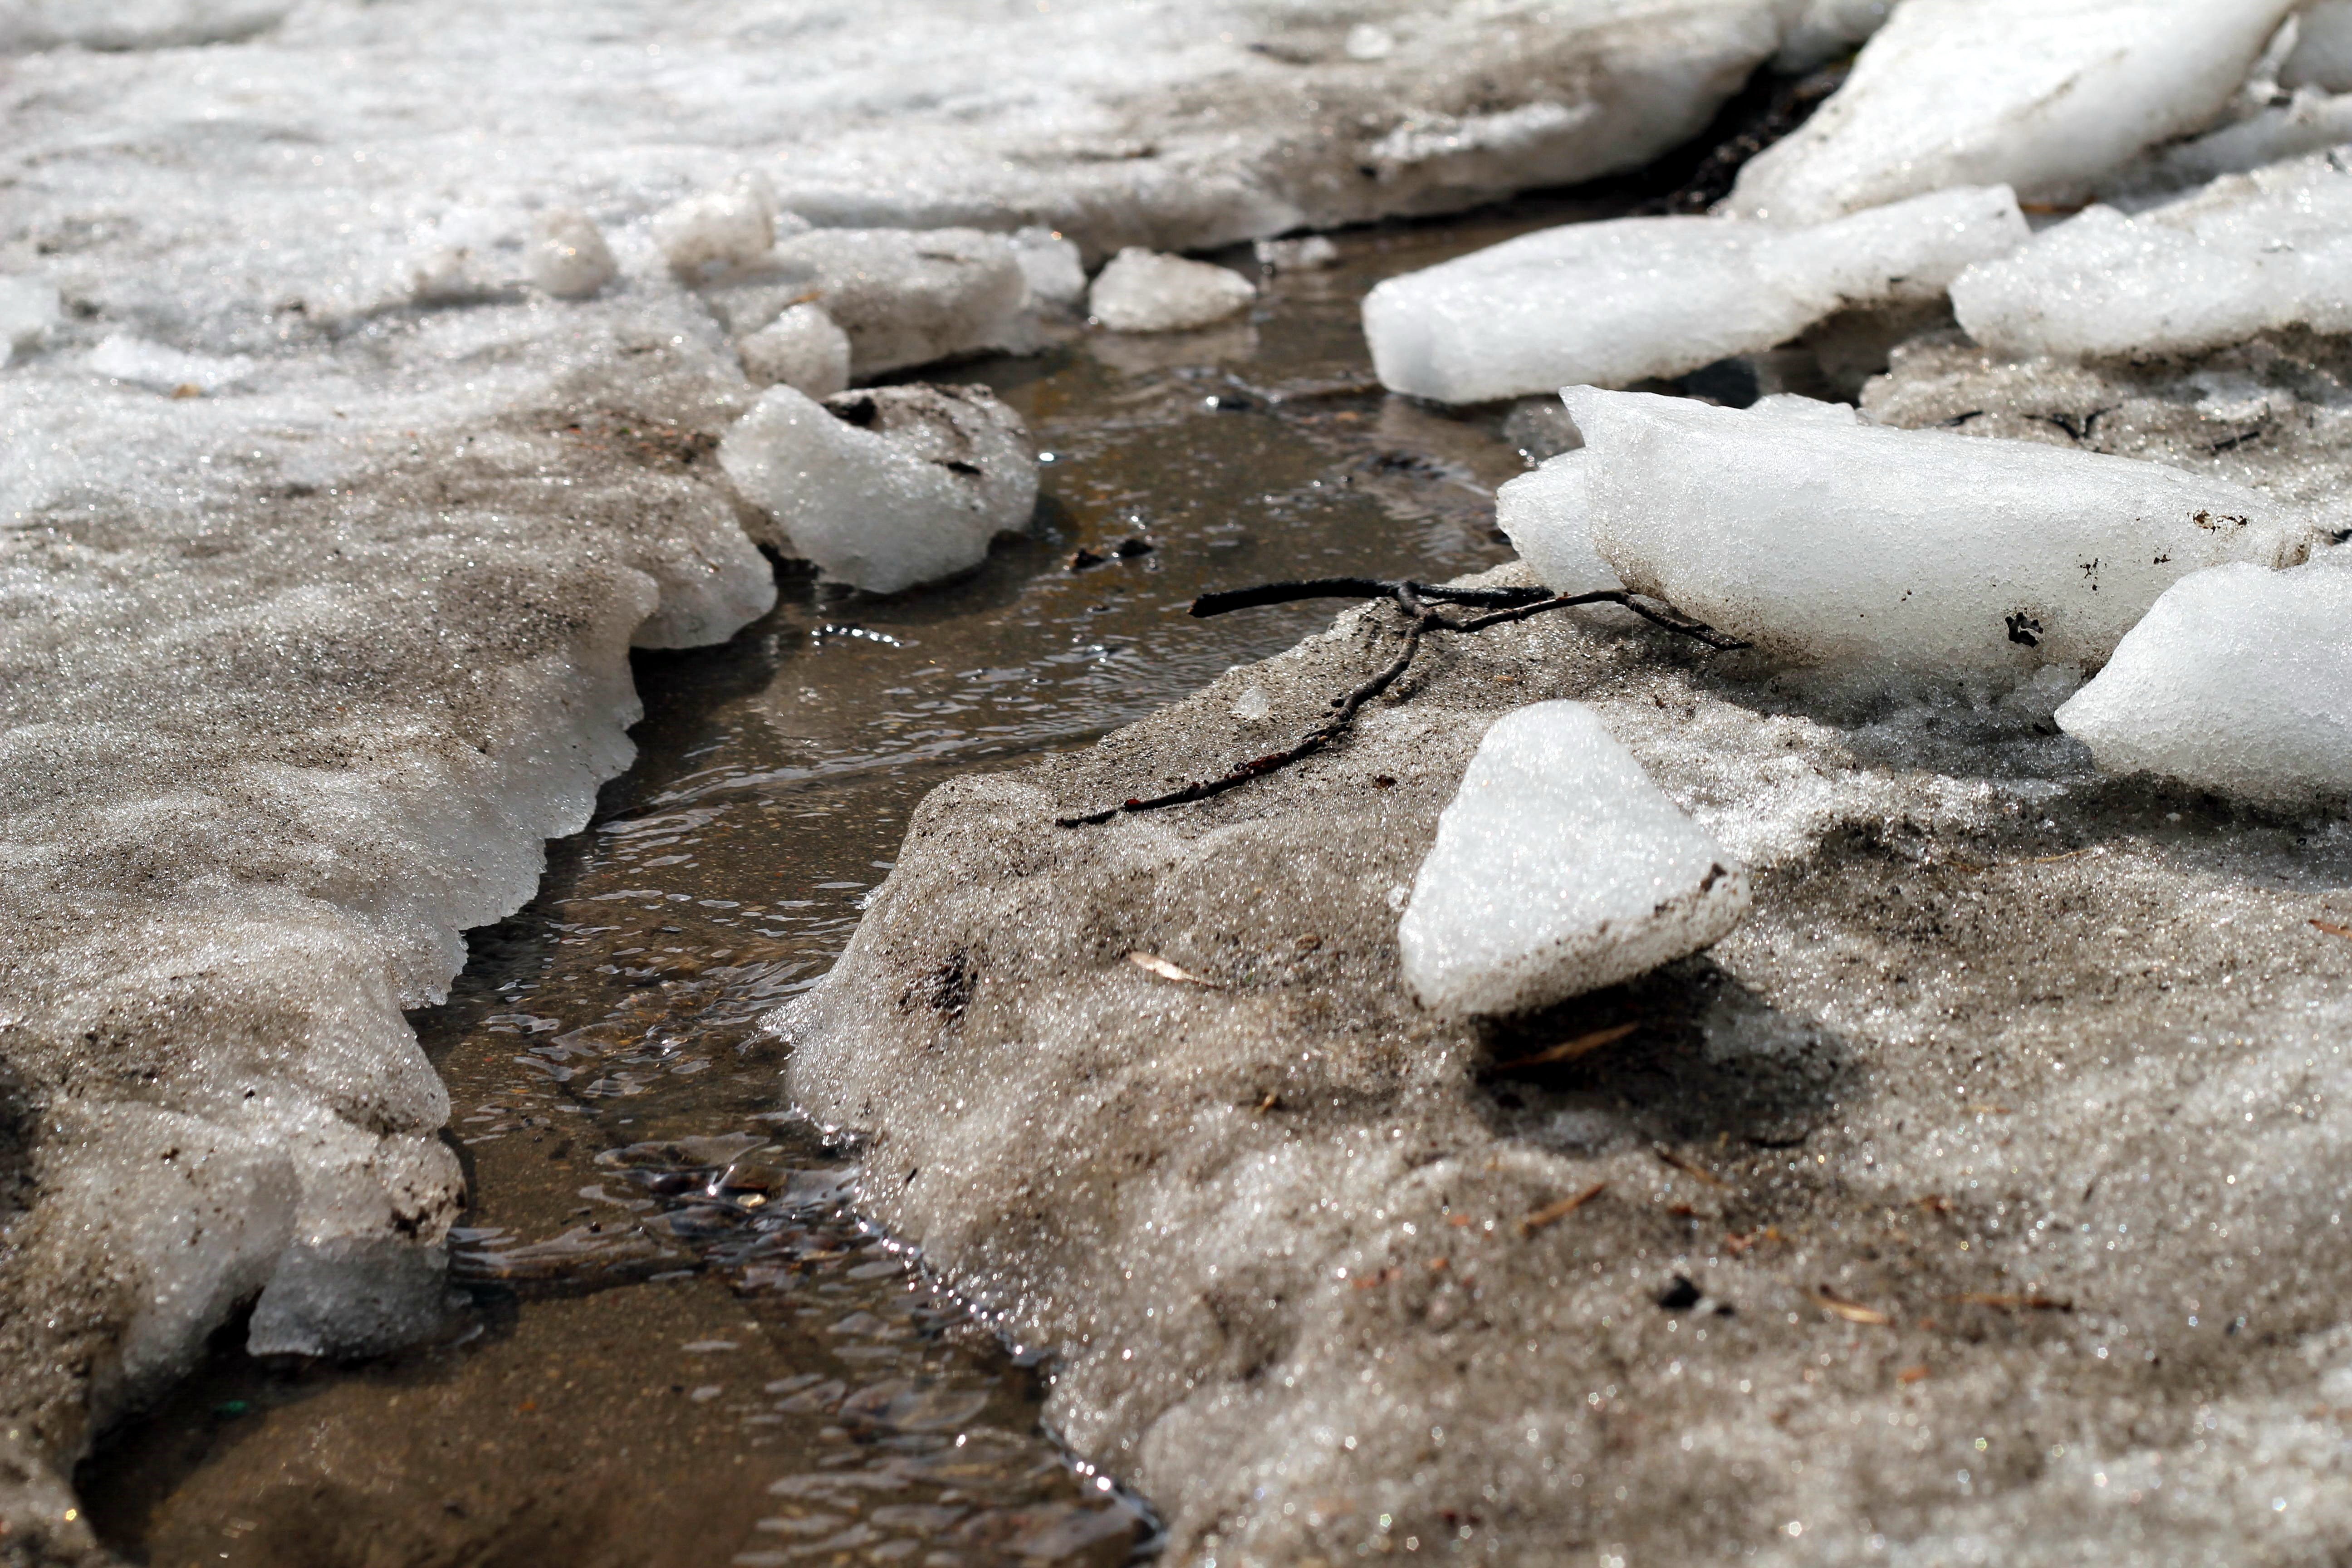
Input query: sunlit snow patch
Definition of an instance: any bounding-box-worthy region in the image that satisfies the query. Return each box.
[2055,555,2352,804]
[1400,701,1749,1017]
[1725,0,2298,223]
[720,382,1038,595]
[1362,185,2024,404]
[1560,387,2318,686]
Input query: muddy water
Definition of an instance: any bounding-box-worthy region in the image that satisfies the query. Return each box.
[77,196,1615,1568]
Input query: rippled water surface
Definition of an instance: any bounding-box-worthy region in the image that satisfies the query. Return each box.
[79,197,1610,1568]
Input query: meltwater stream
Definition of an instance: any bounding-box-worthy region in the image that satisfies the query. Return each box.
[75,198,1612,1568]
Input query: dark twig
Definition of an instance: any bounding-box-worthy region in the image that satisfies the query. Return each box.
[1056,578,1745,828]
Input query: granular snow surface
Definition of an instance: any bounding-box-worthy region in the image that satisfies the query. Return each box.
[0,0,1853,1554]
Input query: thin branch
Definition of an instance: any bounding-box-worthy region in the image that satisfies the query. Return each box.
[1057,577,1745,828]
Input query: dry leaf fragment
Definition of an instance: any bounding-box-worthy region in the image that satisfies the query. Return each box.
[1897,1365,1931,1385]
[1519,1181,1607,1235]
[1489,1022,1640,1073]
[1127,951,1217,985]
[1814,1286,1892,1326]
[1946,1291,2072,1313]
[1654,1146,1727,1188]
[2313,920,2352,940]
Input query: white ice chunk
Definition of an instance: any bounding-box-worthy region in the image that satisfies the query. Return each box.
[2102,88,2352,202]
[1955,152,2352,360]
[1494,451,1619,596]
[1344,22,1396,59]
[1773,0,1896,73]
[1400,701,1750,1016]
[1010,226,1088,309]
[1726,0,2300,223]
[2054,558,2352,803]
[654,174,779,279]
[1088,249,1256,333]
[2284,0,2352,91]
[0,276,58,366]
[1254,235,1340,272]
[1564,387,2316,681]
[1363,185,2025,403]
[86,333,256,395]
[720,382,1037,594]
[713,228,1029,377]
[739,303,852,399]
[529,207,617,299]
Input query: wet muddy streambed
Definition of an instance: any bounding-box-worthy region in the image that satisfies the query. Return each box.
[75,197,1633,1567]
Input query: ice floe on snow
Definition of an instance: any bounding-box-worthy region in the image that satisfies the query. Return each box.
[1556,387,2318,686]
[1726,0,2300,223]
[1088,249,1257,333]
[1400,701,1749,1016]
[2056,555,2352,803]
[720,382,1037,594]
[1362,185,2025,403]
[1955,150,2352,361]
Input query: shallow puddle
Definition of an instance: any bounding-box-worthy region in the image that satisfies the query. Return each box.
[79,194,1619,1567]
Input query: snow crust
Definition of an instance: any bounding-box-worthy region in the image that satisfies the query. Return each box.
[1088,249,1257,333]
[1561,387,2317,686]
[1955,151,2352,361]
[1727,0,2301,223]
[1363,185,2025,403]
[1399,702,1750,1016]
[720,383,1038,595]
[2055,558,2352,803]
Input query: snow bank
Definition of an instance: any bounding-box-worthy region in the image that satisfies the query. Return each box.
[1089,249,1256,333]
[1560,387,2316,684]
[1362,185,2025,403]
[1726,0,2300,223]
[720,383,1037,594]
[1954,151,2352,361]
[1399,702,1749,1016]
[2055,557,2352,802]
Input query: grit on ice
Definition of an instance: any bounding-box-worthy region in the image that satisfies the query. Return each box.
[5,0,2352,1564]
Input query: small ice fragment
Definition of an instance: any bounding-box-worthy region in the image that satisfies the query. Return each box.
[739,303,852,398]
[2053,558,2352,803]
[1725,0,2300,222]
[716,228,1028,377]
[1954,151,2352,361]
[1009,227,1088,309]
[720,383,1038,594]
[529,207,617,299]
[1494,451,1619,596]
[87,334,256,396]
[1399,702,1749,1017]
[1088,249,1255,333]
[1231,686,1271,722]
[1563,387,2316,681]
[2284,0,2352,91]
[1362,185,2024,403]
[0,277,59,366]
[1253,235,1340,272]
[1344,23,1396,59]
[655,174,778,279]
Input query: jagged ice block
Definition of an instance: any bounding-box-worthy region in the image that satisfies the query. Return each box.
[1561,387,2317,683]
[1400,701,1750,1016]
[2055,555,2352,803]
[1362,185,2024,404]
